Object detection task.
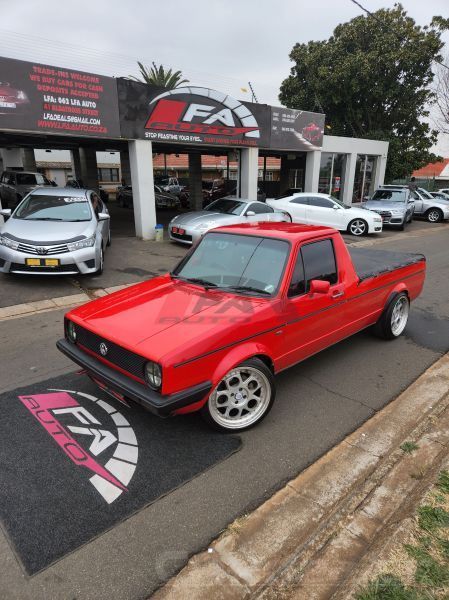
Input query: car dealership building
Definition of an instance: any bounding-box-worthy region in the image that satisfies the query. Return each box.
[0,55,389,239]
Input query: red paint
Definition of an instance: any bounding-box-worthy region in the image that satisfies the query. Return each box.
[64,224,426,417]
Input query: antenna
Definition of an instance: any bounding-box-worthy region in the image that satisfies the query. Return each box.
[248,81,258,103]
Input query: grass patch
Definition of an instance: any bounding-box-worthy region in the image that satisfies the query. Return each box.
[417,506,449,533]
[437,471,449,495]
[355,573,425,599]
[400,441,419,454]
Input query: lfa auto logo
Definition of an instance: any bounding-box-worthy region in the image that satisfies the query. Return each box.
[144,86,260,139]
[19,389,138,504]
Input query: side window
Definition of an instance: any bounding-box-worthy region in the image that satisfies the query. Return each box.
[410,191,419,200]
[301,239,338,290]
[7,173,16,185]
[288,251,306,297]
[290,197,309,205]
[246,203,270,215]
[308,197,334,208]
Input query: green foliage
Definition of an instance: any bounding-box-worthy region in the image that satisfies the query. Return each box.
[405,544,449,587]
[279,4,448,180]
[437,471,449,495]
[418,506,449,532]
[354,573,425,599]
[129,62,189,89]
[400,441,419,454]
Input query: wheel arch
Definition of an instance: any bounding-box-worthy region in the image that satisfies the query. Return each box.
[385,285,409,310]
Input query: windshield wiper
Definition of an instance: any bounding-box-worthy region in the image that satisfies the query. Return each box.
[171,275,218,290]
[25,217,64,221]
[226,285,271,296]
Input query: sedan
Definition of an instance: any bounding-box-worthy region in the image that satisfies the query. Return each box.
[169,197,289,245]
[117,185,180,209]
[267,193,382,236]
[0,187,110,275]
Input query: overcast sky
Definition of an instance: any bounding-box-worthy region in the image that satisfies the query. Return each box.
[1,0,448,151]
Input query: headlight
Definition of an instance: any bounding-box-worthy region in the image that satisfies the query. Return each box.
[0,235,19,250]
[390,210,403,216]
[67,235,96,251]
[66,320,77,343]
[373,217,382,223]
[144,361,162,390]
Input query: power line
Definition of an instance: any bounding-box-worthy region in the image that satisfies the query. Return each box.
[349,0,449,71]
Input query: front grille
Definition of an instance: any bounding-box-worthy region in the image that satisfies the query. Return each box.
[74,324,147,380]
[171,232,192,242]
[10,262,79,273]
[373,210,392,224]
[16,242,69,255]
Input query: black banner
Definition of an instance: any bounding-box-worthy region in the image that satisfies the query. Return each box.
[0,56,120,138]
[270,107,325,151]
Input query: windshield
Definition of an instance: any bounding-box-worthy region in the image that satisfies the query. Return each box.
[173,232,290,296]
[329,195,348,208]
[371,190,407,203]
[418,188,433,199]
[205,198,245,214]
[14,194,92,221]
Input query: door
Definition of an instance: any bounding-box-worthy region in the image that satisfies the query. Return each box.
[306,196,341,228]
[285,196,309,223]
[280,238,347,369]
[411,190,423,215]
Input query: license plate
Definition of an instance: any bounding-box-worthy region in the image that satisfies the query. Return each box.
[25,258,60,267]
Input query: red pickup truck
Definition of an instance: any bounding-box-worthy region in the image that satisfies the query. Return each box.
[57,223,426,432]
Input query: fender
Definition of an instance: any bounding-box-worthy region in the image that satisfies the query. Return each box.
[173,341,274,416]
[384,283,408,310]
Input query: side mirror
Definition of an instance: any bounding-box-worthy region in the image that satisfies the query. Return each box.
[246,210,256,216]
[309,279,330,295]
[0,208,12,217]
[98,212,110,221]
[332,205,340,210]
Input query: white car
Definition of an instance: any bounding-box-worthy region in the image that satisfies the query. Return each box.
[266,192,382,236]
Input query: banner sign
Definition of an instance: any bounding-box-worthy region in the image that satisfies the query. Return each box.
[0,56,120,138]
[118,80,272,147]
[270,107,325,151]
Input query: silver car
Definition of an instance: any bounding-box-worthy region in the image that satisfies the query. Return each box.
[0,187,110,275]
[0,170,54,209]
[363,187,415,229]
[380,185,449,223]
[169,197,290,245]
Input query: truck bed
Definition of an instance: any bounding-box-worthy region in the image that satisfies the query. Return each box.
[348,247,425,282]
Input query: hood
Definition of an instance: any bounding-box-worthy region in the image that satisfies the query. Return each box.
[363,201,407,213]
[170,210,236,226]
[1,218,95,243]
[69,275,275,362]
[346,206,379,219]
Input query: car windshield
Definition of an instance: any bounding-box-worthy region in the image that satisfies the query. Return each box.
[14,194,92,221]
[172,232,290,296]
[329,195,349,208]
[371,190,407,203]
[205,198,245,214]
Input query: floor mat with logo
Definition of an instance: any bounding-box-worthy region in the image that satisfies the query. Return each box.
[0,372,241,575]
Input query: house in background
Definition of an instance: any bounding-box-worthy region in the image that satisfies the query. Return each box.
[412,158,449,190]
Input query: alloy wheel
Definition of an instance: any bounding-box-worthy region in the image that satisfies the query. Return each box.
[390,296,409,336]
[427,209,442,223]
[349,219,367,236]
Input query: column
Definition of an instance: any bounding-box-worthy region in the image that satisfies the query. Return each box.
[22,148,36,171]
[120,149,131,186]
[0,149,4,174]
[79,147,99,189]
[1,148,23,169]
[128,140,156,240]
[279,156,290,194]
[70,149,82,181]
[304,151,321,193]
[239,147,258,200]
[188,152,203,211]
[341,153,357,206]
[373,154,387,190]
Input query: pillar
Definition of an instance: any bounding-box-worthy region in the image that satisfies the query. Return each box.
[128,140,156,240]
[70,149,82,182]
[1,148,23,169]
[79,147,99,189]
[239,147,258,200]
[22,148,36,171]
[0,149,4,174]
[189,152,203,211]
[341,153,357,206]
[120,149,131,186]
[373,154,387,190]
[304,151,321,193]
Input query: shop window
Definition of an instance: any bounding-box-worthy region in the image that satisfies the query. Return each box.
[318,153,345,199]
[98,168,119,182]
[353,155,376,202]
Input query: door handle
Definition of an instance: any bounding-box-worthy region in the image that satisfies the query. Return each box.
[332,290,344,299]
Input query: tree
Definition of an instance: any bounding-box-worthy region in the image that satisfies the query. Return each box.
[434,56,449,135]
[279,4,449,181]
[128,61,189,89]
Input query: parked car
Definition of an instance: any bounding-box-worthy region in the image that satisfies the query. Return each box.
[154,176,182,196]
[380,185,449,223]
[0,187,110,275]
[438,188,449,196]
[267,192,382,236]
[0,170,53,209]
[0,81,29,114]
[429,191,449,201]
[57,222,426,432]
[203,181,266,206]
[117,185,180,209]
[168,197,290,244]
[362,188,414,229]
[66,179,109,203]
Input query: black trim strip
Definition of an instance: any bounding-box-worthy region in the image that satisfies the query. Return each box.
[173,267,425,368]
[2,232,86,244]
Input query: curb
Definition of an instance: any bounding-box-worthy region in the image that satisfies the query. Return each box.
[151,354,449,599]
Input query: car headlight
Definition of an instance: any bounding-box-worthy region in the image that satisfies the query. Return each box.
[390,210,403,216]
[67,235,96,251]
[373,217,382,223]
[0,235,19,250]
[66,320,77,343]
[144,361,162,390]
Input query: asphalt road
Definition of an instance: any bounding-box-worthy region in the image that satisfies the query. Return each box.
[0,225,448,599]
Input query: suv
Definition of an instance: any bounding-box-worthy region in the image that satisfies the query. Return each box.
[382,185,449,223]
[363,187,414,230]
[0,170,53,209]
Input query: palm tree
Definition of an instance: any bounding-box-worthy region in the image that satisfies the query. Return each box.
[129,62,189,89]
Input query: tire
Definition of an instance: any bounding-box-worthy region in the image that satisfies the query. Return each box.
[373,292,410,340]
[201,358,276,432]
[95,245,104,275]
[348,218,368,236]
[426,208,443,223]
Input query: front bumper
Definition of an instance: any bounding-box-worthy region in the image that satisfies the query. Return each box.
[168,224,203,245]
[56,338,212,417]
[0,245,99,275]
